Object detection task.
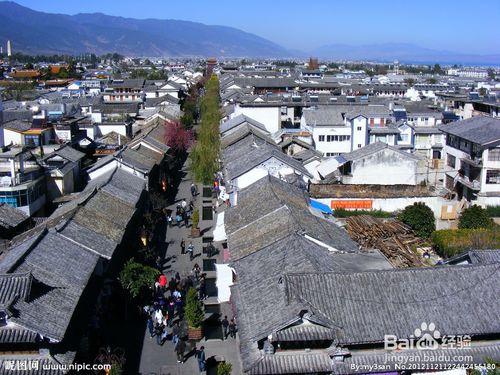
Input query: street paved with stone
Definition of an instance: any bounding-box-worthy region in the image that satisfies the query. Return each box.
[138,157,242,375]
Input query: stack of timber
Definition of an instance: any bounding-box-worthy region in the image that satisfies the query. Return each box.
[345,215,426,268]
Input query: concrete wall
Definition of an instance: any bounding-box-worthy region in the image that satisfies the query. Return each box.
[314,196,444,217]
[345,148,418,185]
[233,157,308,190]
[4,129,23,146]
[96,124,128,137]
[233,105,280,133]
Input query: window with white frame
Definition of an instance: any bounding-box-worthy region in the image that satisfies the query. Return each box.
[488,149,500,161]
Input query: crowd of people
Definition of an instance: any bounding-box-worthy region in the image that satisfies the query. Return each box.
[142,181,237,373]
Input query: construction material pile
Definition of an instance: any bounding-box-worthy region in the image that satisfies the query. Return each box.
[345,215,426,268]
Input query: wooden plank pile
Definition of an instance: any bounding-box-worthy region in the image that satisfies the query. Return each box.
[345,215,426,268]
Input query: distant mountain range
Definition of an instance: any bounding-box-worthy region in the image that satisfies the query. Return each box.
[311,43,500,65]
[0,1,498,64]
[0,1,290,57]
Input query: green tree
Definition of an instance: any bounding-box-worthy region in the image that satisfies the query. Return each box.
[185,287,204,328]
[189,75,221,184]
[57,68,69,79]
[487,68,495,80]
[479,87,487,96]
[217,362,233,375]
[432,63,443,74]
[426,77,437,84]
[192,209,200,229]
[404,78,415,87]
[119,260,160,299]
[398,202,436,238]
[458,205,495,230]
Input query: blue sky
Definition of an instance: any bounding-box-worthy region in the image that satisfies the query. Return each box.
[12,0,500,54]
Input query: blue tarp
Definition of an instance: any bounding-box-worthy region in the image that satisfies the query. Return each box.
[309,199,332,214]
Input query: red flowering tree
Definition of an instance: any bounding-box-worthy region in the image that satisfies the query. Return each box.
[163,120,194,154]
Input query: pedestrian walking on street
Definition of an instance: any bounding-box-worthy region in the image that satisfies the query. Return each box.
[181,199,187,209]
[229,318,237,339]
[189,200,194,213]
[175,339,186,363]
[187,242,194,261]
[147,316,155,338]
[167,214,173,228]
[192,263,201,281]
[190,183,197,198]
[155,322,164,345]
[159,274,167,289]
[221,315,229,339]
[196,346,206,372]
[199,275,207,300]
[206,241,216,258]
[176,213,182,227]
[180,239,185,254]
[155,256,162,270]
[172,321,180,346]
[183,211,189,227]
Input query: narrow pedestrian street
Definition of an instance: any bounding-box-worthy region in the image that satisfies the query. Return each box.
[138,155,242,375]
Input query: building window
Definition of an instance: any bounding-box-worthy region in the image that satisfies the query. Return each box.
[489,149,500,161]
[357,144,362,148]
[447,154,456,168]
[486,170,500,184]
[319,135,325,142]
[357,126,362,131]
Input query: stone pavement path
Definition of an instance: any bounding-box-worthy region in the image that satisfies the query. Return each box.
[138,157,242,375]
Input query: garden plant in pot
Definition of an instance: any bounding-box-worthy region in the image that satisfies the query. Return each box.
[191,209,201,237]
[186,287,204,340]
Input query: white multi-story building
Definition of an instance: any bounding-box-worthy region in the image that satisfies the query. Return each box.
[440,116,500,206]
[300,105,392,156]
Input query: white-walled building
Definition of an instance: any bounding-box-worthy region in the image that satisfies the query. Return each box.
[337,142,425,185]
[439,116,500,206]
[232,104,281,134]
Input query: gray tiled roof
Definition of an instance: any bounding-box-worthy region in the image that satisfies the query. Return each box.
[302,106,349,126]
[0,327,38,344]
[0,204,29,229]
[438,116,500,145]
[223,133,311,180]
[342,142,422,162]
[231,231,391,372]
[413,126,443,134]
[284,263,500,345]
[0,272,31,307]
[445,249,500,265]
[248,352,333,375]
[11,230,99,341]
[226,176,357,260]
[368,125,400,134]
[3,119,32,132]
[51,145,85,163]
[220,114,268,135]
[119,145,161,173]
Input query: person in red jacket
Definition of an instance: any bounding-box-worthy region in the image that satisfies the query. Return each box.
[158,274,167,288]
